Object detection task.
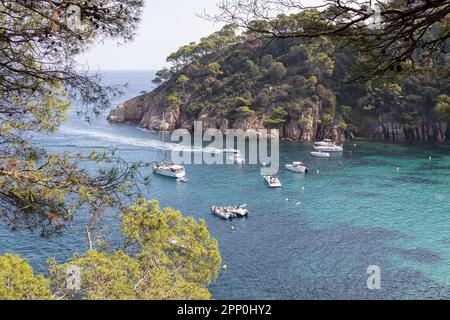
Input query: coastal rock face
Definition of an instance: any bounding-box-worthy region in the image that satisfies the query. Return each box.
[107,95,148,123]
[357,115,450,143]
[107,89,332,141]
[107,89,448,143]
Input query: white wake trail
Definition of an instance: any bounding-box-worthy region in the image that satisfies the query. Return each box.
[61,128,237,154]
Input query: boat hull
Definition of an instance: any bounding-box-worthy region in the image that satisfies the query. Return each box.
[314,140,333,146]
[229,156,245,164]
[263,176,282,188]
[211,206,235,220]
[314,142,332,146]
[310,152,331,158]
[285,165,308,173]
[153,167,186,178]
[313,146,343,152]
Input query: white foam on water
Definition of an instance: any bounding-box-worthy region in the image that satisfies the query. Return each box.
[60,128,236,154]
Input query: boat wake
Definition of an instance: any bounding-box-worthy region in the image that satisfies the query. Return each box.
[60,128,237,154]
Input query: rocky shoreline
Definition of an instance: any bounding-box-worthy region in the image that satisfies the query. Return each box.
[108,89,449,144]
[107,88,347,142]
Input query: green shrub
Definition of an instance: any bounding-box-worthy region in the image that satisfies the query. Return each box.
[236,106,256,117]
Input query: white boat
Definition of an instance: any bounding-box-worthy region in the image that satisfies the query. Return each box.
[311,151,331,158]
[153,162,186,178]
[152,112,187,179]
[223,148,240,154]
[313,145,344,152]
[314,139,333,146]
[211,205,249,220]
[211,206,235,220]
[263,176,282,188]
[229,154,245,164]
[285,162,309,173]
[211,204,249,220]
[207,147,240,154]
[230,205,249,217]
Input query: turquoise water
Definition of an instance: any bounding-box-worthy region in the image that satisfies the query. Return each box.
[1,71,450,299]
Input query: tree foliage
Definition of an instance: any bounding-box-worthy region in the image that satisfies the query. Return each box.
[0,254,52,300]
[268,62,287,80]
[1,200,220,300]
[151,18,448,139]
[0,0,148,237]
[50,200,221,300]
[0,1,223,301]
[207,0,449,80]
[435,94,450,119]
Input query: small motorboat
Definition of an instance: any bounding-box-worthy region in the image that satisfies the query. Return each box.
[208,147,240,154]
[229,204,249,217]
[285,162,309,173]
[314,139,333,146]
[223,148,240,154]
[211,205,249,220]
[263,176,282,188]
[229,154,245,164]
[311,151,331,158]
[211,206,235,220]
[153,162,186,178]
[314,145,343,152]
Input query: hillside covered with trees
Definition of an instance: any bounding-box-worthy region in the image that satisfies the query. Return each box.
[108,11,450,142]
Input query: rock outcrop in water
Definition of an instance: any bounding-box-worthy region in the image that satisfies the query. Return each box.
[108,22,449,143]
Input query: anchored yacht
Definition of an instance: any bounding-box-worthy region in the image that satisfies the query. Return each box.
[153,162,186,178]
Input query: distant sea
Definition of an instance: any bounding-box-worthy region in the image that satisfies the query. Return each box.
[1,70,450,299]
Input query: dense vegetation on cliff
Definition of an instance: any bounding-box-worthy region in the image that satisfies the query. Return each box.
[148,12,449,142]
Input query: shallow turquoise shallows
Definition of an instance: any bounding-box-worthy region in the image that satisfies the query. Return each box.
[1,71,450,299]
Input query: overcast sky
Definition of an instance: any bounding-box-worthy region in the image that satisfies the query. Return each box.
[78,0,222,71]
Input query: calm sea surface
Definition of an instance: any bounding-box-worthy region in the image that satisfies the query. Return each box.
[1,70,450,299]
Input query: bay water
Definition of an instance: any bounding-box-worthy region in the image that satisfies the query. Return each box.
[1,71,450,299]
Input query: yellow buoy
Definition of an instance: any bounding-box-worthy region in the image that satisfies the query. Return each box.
[222,264,228,270]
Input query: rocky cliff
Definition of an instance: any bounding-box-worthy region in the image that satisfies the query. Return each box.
[107,23,449,144]
[108,89,450,143]
[107,87,346,142]
[358,116,450,143]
